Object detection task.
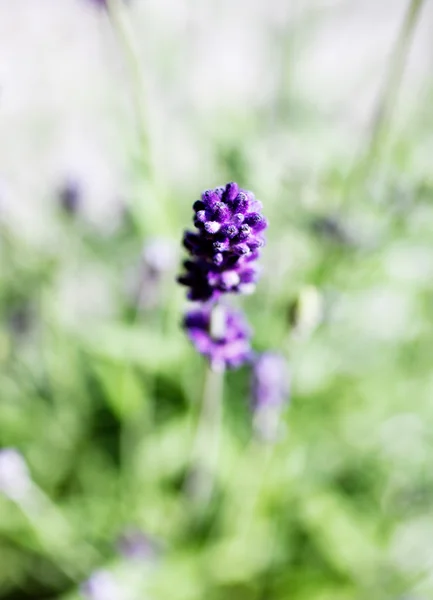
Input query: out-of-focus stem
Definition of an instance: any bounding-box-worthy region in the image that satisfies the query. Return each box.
[356,0,425,181]
[16,484,100,580]
[186,362,225,505]
[105,0,170,234]
[366,0,425,163]
[106,0,150,177]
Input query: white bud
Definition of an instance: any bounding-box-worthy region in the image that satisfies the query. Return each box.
[0,449,32,501]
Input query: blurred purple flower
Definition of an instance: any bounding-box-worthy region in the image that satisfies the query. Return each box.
[128,238,177,310]
[184,304,251,371]
[81,570,124,600]
[85,0,130,9]
[117,529,160,562]
[86,0,108,7]
[251,353,290,441]
[58,178,81,215]
[0,448,32,501]
[178,182,267,301]
[142,238,177,278]
[7,302,34,338]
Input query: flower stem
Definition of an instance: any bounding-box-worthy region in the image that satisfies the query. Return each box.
[366,0,425,164]
[185,362,225,505]
[105,0,170,234]
[106,0,150,175]
[342,0,425,202]
[17,484,100,580]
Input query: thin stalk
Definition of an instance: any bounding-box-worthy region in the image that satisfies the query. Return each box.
[102,0,162,507]
[366,0,425,164]
[16,484,101,580]
[236,440,276,539]
[344,0,425,196]
[106,0,151,179]
[185,363,225,505]
[105,0,170,234]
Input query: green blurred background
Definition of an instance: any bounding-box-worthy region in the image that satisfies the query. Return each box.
[1,0,433,598]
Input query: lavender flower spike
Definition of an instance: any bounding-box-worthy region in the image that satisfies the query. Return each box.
[252,352,290,441]
[184,305,251,371]
[178,182,267,302]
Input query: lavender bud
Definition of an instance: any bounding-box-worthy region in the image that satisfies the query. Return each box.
[232,243,251,256]
[221,224,238,239]
[202,189,219,207]
[204,221,221,234]
[195,210,207,223]
[220,271,241,290]
[223,182,239,202]
[184,305,251,371]
[213,253,224,266]
[193,200,205,212]
[237,224,251,240]
[211,201,230,221]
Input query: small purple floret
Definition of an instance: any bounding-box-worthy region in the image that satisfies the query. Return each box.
[184,305,252,370]
[252,352,290,410]
[117,528,160,562]
[58,179,81,215]
[252,352,290,441]
[178,182,267,301]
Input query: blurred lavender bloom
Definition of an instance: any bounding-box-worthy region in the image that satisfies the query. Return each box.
[184,304,251,371]
[81,570,125,600]
[252,353,290,441]
[131,238,177,309]
[142,238,177,278]
[178,182,267,301]
[0,448,32,501]
[311,214,353,246]
[58,178,81,216]
[86,0,108,7]
[7,302,34,338]
[117,529,160,562]
[85,0,129,9]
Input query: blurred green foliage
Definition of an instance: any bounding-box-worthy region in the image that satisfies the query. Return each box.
[2,1,433,599]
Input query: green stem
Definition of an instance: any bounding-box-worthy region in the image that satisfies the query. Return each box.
[106,0,151,178]
[344,0,425,196]
[17,485,100,580]
[105,0,170,234]
[186,363,225,505]
[366,0,425,164]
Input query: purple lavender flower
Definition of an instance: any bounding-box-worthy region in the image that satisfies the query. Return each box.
[58,178,81,215]
[178,183,267,301]
[252,353,290,441]
[184,305,251,371]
